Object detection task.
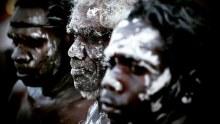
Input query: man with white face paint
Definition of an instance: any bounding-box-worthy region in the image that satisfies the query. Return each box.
[67,0,137,123]
[100,0,207,123]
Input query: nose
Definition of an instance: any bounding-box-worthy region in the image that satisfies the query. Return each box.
[11,45,31,64]
[101,68,123,93]
[68,36,85,59]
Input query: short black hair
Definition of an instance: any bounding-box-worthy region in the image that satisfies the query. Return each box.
[15,0,72,29]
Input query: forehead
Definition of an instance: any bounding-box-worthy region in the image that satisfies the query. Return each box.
[10,6,48,27]
[111,18,161,49]
[67,4,103,33]
[104,18,163,65]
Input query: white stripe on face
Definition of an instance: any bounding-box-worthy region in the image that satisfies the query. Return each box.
[104,18,160,66]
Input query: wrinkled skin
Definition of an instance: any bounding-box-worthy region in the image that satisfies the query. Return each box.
[8,7,61,87]
[100,19,170,124]
[68,6,111,98]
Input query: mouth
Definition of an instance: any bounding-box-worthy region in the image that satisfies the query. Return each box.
[17,72,29,78]
[16,68,31,78]
[70,68,85,76]
[100,98,121,114]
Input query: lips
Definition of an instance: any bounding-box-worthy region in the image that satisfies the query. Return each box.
[16,71,28,78]
[70,68,84,76]
[100,97,121,114]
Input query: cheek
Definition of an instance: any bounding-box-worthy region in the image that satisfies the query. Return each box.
[120,77,147,106]
[46,41,58,56]
[86,43,105,60]
[131,76,147,92]
[34,41,59,65]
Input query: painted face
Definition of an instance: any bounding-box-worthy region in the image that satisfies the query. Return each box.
[8,7,62,86]
[100,18,171,123]
[67,6,111,99]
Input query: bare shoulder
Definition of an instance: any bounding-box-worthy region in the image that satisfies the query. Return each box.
[8,79,27,103]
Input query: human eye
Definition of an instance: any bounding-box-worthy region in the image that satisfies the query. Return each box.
[131,64,149,75]
[24,38,46,48]
[128,59,150,75]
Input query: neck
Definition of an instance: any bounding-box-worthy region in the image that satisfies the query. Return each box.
[42,72,74,97]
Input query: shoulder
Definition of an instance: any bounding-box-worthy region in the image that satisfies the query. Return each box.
[8,80,27,103]
[84,101,110,124]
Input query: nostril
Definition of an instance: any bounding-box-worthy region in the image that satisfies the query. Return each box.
[103,84,116,92]
[12,53,31,64]
[68,43,85,59]
[102,80,123,93]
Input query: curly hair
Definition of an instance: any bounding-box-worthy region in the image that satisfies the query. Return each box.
[67,0,137,33]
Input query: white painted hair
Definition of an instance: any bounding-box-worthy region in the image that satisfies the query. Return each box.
[67,0,137,32]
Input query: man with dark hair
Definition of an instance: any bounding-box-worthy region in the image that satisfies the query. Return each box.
[7,0,93,123]
[100,0,209,123]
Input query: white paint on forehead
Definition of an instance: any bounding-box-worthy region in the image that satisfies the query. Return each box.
[87,7,100,19]
[147,68,171,95]
[104,27,160,66]
[132,18,140,23]
[117,20,129,28]
[101,69,123,92]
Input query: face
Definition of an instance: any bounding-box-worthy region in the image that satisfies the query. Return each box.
[100,19,172,123]
[8,7,62,87]
[68,6,111,99]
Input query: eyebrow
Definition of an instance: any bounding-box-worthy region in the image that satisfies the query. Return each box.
[138,61,159,74]
[76,27,112,38]
[10,22,58,28]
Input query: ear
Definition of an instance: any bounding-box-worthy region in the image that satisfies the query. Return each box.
[64,34,71,43]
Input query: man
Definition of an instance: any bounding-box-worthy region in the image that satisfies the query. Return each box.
[67,0,136,123]
[7,0,93,123]
[100,0,208,123]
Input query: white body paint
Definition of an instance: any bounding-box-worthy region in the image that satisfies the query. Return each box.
[104,20,160,66]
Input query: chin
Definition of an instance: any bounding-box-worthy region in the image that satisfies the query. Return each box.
[20,77,40,87]
[80,88,101,99]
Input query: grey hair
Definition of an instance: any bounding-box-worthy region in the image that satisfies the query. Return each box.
[67,0,137,33]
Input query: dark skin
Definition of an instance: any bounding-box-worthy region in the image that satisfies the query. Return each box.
[7,6,94,124]
[100,19,167,124]
[67,5,111,99]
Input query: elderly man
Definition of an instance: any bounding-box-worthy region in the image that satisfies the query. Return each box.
[67,0,137,123]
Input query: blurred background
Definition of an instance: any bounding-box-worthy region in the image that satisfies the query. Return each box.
[0,0,16,51]
[0,0,17,122]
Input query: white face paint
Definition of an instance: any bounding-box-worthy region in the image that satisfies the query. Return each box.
[104,18,170,102]
[147,68,171,95]
[101,69,123,92]
[104,18,160,66]
[138,68,171,102]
